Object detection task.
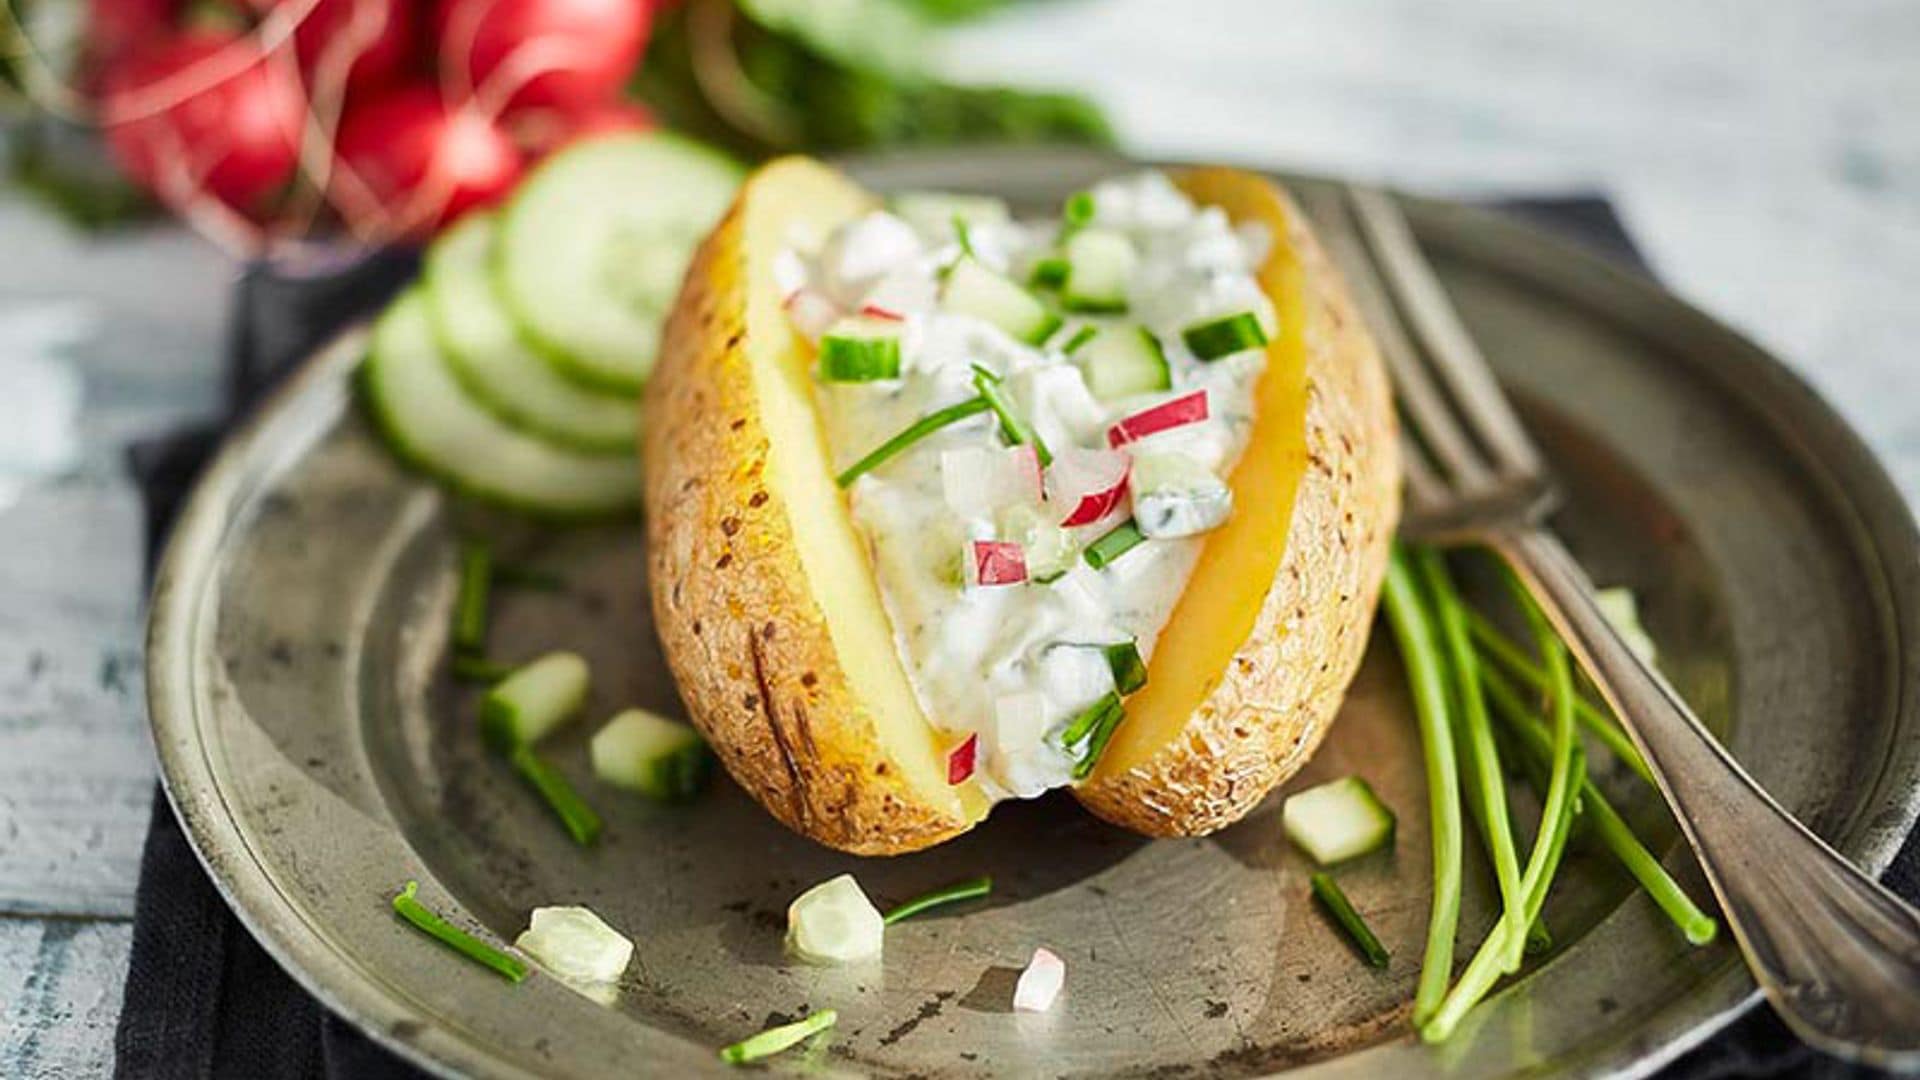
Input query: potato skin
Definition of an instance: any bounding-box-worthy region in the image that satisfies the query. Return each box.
[1072,175,1400,837]
[644,169,973,855]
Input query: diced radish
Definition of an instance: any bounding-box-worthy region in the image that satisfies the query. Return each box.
[1107,390,1210,448]
[859,304,905,322]
[1047,448,1132,527]
[1013,947,1065,1012]
[942,445,1042,518]
[783,288,840,345]
[966,540,1028,587]
[947,734,978,784]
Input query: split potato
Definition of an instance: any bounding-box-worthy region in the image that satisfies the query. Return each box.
[644,157,1397,854]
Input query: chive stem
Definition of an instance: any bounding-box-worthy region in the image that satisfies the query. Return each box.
[1380,545,1464,1027]
[1083,520,1145,569]
[1415,549,1527,971]
[1482,667,1719,946]
[970,365,1053,466]
[884,876,993,925]
[1465,608,1654,785]
[835,397,991,488]
[719,1009,839,1065]
[509,744,602,846]
[1310,872,1390,968]
[391,881,528,983]
[451,654,515,685]
[1070,698,1127,780]
[453,542,492,654]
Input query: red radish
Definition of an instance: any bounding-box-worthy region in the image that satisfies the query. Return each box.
[966,540,1028,588]
[1014,947,1065,1012]
[1048,448,1132,527]
[84,0,178,71]
[859,304,905,322]
[99,31,306,213]
[947,734,978,785]
[434,0,650,118]
[506,100,653,154]
[332,83,524,238]
[247,0,416,98]
[782,288,840,344]
[942,445,1042,518]
[1107,389,1210,448]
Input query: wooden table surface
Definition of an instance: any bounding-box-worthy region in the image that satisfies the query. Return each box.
[3,0,1917,1074]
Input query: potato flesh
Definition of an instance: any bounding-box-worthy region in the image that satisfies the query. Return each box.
[1088,171,1313,779]
[742,160,986,824]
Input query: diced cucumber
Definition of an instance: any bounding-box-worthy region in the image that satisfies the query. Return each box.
[481,652,590,751]
[787,874,884,965]
[589,708,712,802]
[1103,640,1147,694]
[1131,451,1233,538]
[1182,310,1270,361]
[1283,776,1396,865]
[1073,325,1171,401]
[1062,228,1135,314]
[496,133,742,394]
[941,257,1060,345]
[360,292,642,518]
[424,213,639,455]
[817,315,904,382]
[890,192,1011,241]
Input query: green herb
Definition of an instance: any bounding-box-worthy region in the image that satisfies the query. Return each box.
[1064,191,1096,227]
[1059,691,1122,748]
[883,875,993,924]
[1103,640,1147,695]
[1083,520,1145,569]
[1482,666,1718,946]
[1379,545,1463,1027]
[1070,698,1126,780]
[453,542,494,655]
[719,1009,839,1065]
[1028,255,1070,290]
[1061,325,1098,353]
[390,881,529,983]
[1310,873,1389,968]
[1464,608,1654,785]
[835,396,991,488]
[970,365,1053,466]
[509,744,603,847]
[953,213,975,258]
[451,655,515,685]
[1414,549,1526,969]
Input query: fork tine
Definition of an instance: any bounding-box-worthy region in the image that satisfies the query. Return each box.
[1307,185,1494,491]
[1347,185,1547,481]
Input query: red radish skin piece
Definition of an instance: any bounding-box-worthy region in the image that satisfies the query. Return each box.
[434,0,650,118]
[1049,448,1133,527]
[968,541,1028,587]
[1014,947,1066,1012]
[248,0,416,98]
[859,304,905,322]
[84,0,178,72]
[332,83,524,237]
[1010,444,1044,503]
[1107,390,1210,448]
[947,734,978,785]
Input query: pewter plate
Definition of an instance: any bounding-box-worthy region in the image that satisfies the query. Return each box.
[147,148,1920,1079]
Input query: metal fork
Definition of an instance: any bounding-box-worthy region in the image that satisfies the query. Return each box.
[1313,182,1920,1066]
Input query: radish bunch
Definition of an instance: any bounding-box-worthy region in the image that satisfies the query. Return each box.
[83,0,659,252]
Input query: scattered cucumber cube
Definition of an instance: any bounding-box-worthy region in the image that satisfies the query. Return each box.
[941,257,1061,345]
[1284,776,1397,865]
[481,652,590,751]
[589,708,712,802]
[1062,228,1136,314]
[1073,325,1171,401]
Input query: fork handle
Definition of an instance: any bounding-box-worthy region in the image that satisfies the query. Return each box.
[1490,525,1920,1067]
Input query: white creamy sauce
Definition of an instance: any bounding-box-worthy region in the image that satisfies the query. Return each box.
[784,172,1274,798]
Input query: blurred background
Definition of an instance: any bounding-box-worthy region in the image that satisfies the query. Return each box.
[1,0,1916,1073]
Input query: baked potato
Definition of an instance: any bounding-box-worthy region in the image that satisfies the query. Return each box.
[644,157,1397,854]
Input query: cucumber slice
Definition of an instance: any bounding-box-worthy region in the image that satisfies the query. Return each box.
[425,213,639,455]
[1283,776,1397,865]
[787,874,884,965]
[1182,310,1270,361]
[1132,451,1233,538]
[817,315,904,382]
[362,293,640,518]
[481,651,590,750]
[1062,228,1135,314]
[589,708,712,802]
[941,257,1060,345]
[1073,325,1171,401]
[496,133,742,394]
[890,192,1010,240]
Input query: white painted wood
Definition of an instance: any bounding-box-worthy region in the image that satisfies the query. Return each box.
[0,918,132,1078]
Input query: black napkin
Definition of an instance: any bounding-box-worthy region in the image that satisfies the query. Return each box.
[114,199,1915,1079]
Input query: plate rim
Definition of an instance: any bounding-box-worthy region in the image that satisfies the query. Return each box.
[145,147,1920,1080]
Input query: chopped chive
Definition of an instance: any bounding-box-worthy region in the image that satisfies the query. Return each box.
[1103,640,1147,695]
[453,541,493,654]
[494,564,567,591]
[970,365,1053,466]
[719,1009,838,1065]
[1028,255,1069,289]
[1182,311,1269,361]
[1070,698,1126,780]
[883,875,993,924]
[1083,519,1145,570]
[1061,325,1098,353]
[451,654,515,685]
[509,744,602,846]
[1482,666,1719,946]
[1063,191,1095,228]
[1464,608,1654,785]
[953,214,975,258]
[835,396,991,488]
[1380,545,1463,1028]
[1058,691,1122,748]
[1310,873,1390,968]
[391,880,528,983]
